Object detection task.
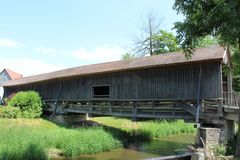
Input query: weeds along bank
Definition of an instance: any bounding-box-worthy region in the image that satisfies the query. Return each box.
[0,118,121,160]
[91,117,196,139]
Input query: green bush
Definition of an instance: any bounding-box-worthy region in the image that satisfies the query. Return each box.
[0,106,21,118]
[213,144,226,156]
[8,91,42,118]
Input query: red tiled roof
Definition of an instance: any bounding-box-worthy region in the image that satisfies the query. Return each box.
[3,45,227,87]
[5,69,22,80]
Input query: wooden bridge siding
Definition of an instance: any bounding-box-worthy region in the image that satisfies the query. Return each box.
[4,62,222,101]
[201,63,222,99]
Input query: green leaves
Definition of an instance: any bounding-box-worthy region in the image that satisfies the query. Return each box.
[151,30,179,55]
[173,0,240,56]
[8,91,43,118]
[0,106,21,118]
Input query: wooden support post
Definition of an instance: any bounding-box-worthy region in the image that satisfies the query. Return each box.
[153,101,156,116]
[120,102,123,115]
[100,102,102,113]
[132,101,137,121]
[53,82,62,115]
[90,102,93,113]
[217,99,223,117]
[172,104,175,118]
[196,65,202,125]
[108,101,112,114]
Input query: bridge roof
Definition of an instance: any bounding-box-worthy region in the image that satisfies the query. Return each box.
[4,45,228,87]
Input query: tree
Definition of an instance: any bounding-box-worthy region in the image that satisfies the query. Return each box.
[173,0,240,56]
[232,47,240,92]
[121,53,135,60]
[151,30,179,54]
[129,11,179,57]
[195,35,219,48]
[173,0,240,157]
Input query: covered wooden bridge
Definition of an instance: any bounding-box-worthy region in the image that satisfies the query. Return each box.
[3,45,238,123]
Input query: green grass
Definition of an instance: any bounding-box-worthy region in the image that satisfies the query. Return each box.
[0,117,196,159]
[0,118,122,160]
[92,117,196,139]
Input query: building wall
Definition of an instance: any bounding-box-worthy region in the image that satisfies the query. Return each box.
[0,70,11,86]
[0,70,11,100]
[4,61,222,101]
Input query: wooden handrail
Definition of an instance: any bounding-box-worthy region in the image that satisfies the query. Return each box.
[223,91,240,107]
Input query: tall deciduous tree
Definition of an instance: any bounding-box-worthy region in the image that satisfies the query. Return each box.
[173,0,240,157]
[129,11,179,57]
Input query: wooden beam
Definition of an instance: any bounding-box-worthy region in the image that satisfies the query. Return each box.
[176,102,197,116]
[53,82,62,115]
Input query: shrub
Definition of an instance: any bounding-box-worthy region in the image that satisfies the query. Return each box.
[0,106,21,118]
[8,91,42,118]
[213,144,226,156]
[226,133,237,155]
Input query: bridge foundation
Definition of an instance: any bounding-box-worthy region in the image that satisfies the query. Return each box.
[220,120,235,143]
[196,127,221,148]
[196,120,235,148]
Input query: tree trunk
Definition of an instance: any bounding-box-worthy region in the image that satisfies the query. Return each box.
[149,23,153,56]
[235,38,240,157]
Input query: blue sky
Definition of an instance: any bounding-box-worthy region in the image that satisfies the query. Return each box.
[0,0,183,76]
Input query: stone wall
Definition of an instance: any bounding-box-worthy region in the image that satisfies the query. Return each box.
[196,127,221,148]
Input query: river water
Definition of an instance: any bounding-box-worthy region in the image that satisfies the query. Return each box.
[75,133,195,160]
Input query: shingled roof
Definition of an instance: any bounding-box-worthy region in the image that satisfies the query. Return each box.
[4,45,228,87]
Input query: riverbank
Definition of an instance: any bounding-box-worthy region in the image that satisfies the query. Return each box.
[0,117,196,160]
[0,118,121,160]
[91,116,196,140]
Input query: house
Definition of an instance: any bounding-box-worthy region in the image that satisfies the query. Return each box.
[0,68,22,100]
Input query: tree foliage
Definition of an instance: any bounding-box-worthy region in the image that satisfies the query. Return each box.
[121,53,135,60]
[151,30,179,54]
[195,35,219,48]
[129,11,179,57]
[232,47,240,91]
[173,0,240,56]
[173,1,240,157]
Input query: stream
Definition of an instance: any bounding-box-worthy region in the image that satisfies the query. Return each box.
[69,133,195,160]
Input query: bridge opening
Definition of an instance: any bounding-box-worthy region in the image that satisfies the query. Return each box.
[92,85,110,98]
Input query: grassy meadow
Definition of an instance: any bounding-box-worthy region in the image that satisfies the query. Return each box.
[0,118,122,160]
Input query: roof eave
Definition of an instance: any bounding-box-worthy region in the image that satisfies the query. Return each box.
[3,58,223,87]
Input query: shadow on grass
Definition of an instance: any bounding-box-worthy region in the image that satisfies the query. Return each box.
[43,115,195,149]
[43,114,152,147]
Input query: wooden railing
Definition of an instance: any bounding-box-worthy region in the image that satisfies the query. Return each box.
[223,91,240,107]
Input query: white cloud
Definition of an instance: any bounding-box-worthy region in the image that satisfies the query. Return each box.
[34,47,57,55]
[0,57,66,77]
[0,38,20,48]
[71,46,124,63]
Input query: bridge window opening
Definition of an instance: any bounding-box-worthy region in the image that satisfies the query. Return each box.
[92,85,110,98]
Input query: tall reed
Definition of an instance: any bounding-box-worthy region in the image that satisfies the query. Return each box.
[0,118,122,160]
